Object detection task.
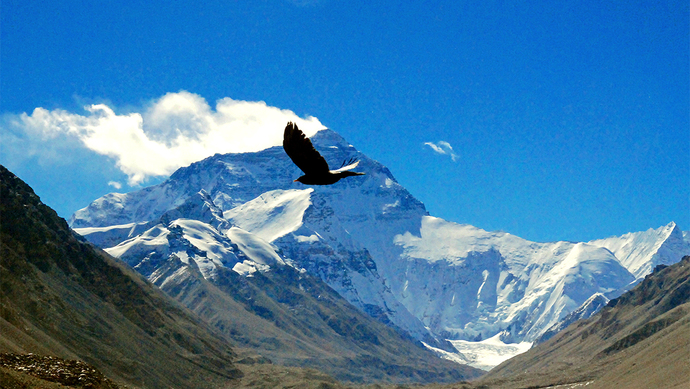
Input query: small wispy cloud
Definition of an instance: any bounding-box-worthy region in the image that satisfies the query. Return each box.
[2,91,324,186]
[108,181,123,190]
[424,141,458,162]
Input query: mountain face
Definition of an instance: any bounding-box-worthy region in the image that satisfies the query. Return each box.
[0,165,241,389]
[480,255,690,389]
[390,217,638,343]
[534,292,610,344]
[68,132,481,383]
[71,130,440,344]
[146,247,480,384]
[70,129,690,363]
[589,222,689,280]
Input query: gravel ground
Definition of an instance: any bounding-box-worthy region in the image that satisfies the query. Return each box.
[0,353,122,389]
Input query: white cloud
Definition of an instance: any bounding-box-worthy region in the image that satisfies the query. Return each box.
[108,181,123,190]
[7,91,324,185]
[424,141,458,162]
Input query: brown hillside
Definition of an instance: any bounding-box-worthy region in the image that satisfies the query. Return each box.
[0,165,240,388]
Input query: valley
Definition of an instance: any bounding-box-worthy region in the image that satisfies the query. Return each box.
[1,128,687,388]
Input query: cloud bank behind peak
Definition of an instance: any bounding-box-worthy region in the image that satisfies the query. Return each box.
[4,91,323,185]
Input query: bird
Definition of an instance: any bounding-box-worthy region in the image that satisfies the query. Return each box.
[283,122,365,185]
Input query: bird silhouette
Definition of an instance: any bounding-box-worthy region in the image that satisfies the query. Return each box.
[283,122,365,185]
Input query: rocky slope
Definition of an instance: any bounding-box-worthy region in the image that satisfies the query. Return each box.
[143,245,480,383]
[0,165,241,388]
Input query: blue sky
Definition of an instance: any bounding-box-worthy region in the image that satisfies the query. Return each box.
[1,0,688,242]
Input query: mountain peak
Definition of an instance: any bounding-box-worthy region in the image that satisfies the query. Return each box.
[589,221,690,280]
[310,128,352,148]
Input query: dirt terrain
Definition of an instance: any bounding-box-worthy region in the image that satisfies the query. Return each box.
[0,353,122,388]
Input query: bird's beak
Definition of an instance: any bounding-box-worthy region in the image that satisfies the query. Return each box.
[293,179,299,182]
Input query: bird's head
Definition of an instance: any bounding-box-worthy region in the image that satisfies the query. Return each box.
[293,175,324,185]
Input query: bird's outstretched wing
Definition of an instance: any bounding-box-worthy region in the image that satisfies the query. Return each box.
[283,122,330,175]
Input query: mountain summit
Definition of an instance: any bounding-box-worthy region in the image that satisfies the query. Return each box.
[283,122,365,184]
[589,221,688,279]
[71,129,439,343]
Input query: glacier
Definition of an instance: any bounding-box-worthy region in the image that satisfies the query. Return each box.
[70,128,690,370]
[425,334,533,371]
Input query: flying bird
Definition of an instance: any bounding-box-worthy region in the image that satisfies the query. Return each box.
[283,122,365,185]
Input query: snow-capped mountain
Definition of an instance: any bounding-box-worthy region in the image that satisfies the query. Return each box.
[589,222,689,280]
[72,129,445,347]
[70,128,690,369]
[390,216,636,343]
[482,255,690,388]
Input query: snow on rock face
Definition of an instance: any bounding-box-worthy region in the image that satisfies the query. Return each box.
[72,189,227,245]
[536,292,610,344]
[72,222,150,248]
[223,188,313,243]
[392,216,635,342]
[394,249,504,341]
[225,226,284,267]
[105,218,242,280]
[99,215,283,281]
[70,185,186,228]
[589,222,690,280]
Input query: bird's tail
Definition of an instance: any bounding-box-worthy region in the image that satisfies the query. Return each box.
[338,157,357,169]
[333,157,360,173]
